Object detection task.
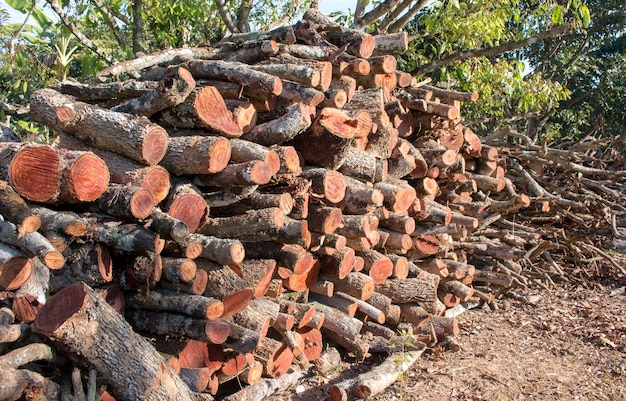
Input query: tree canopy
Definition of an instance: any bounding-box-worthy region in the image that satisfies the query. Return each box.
[1,0,624,145]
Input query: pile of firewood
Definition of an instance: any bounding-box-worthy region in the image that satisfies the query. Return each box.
[1,8,625,401]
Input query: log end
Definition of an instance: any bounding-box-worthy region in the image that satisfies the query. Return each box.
[167,194,209,233]
[34,281,88,335]
[42,251,65,270]
[206,299,225,320]
[19,215,42,237]
[141,166,171,205]
[129,188,156,219]
[178,259,198,283]
[0,256,32,291]
[208,137,232,174]
[9,145,60,202]
[220,288,253,318]
[249,160,274,185]
[324,170,347,204]
[192,270,209,295]
[143,125,169,165]
[205,319,231,344]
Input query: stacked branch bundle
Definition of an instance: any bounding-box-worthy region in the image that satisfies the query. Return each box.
[1,9,625,401]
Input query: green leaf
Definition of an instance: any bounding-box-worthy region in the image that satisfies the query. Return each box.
[6,0,31,13]
[551,6,563,24]
[31,7,52,29]
[580,5,590,28]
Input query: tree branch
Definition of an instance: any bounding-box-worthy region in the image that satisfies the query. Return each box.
[352,0,402,29]
[89,0,128,49]
[131,0,145,54]
[44,0,117,64]
[353,0,368,23]
[410,24,573,76]
[236,0,253,33]
[9,0,36,57]
[215,0,240,34]
[387,0,430,33]
[378,0,412,32]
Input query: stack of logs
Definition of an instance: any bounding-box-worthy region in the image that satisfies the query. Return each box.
[1,8,625,401]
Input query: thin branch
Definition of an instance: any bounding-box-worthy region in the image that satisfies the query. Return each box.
[353,0,368,23]
[378,0,412,32]
[9,0,36,57]
[352,0,402,29]
[215,0,240,34]
[44,0,117,64]
[236,0,254,33]
[387,0,431,33]
[89,0,128,49]
[410,24,573,76]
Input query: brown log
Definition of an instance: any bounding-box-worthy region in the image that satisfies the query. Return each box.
[310,301,363,340]
[229,138,280,174]
[225,99,258,133]
[212,192,293,216]
[34,282,197,400]
[53,79,160,100]
[160,135,232,175]
[374,180,416,213]
[331,76,357,102]
[303,9,374,58]
[230,259,277,298]
[199,207,284,238]
[160,269,208,295]
[30,88,169,165]
[249,61,320,88]
[163,179,209,233]
[196,259,253,318]
[0,218,64,269]
[372,31,409,56]
[87,222,161,256]
[0,242,32,291]
[126,290,224,320]
[49,242,112,293]
[319,271,374,301]
[194,160,274,187]
[228,301,272,344]
[147,208,189,242]
[254,337,294,378]
[421,84,479,103]
[0,180,40,236]
[179,367,212,392]
[55,132,171,205]
[112,66,196,117]
[93,183,154,220]
[188,60,282,95]
[408,234,442,259]
[375,275,440,312]
[301,167,346,204]
[307,203,343,234]
[187,233,245,265]
[292,107,357,169]
[279,80,325,106]
[242,103,313,146]
[125,309,231,344]
[161,257,197,283]
[0,142,110,204]
[0,368,61,400]
[310,292,358,317]
[322,89,348,108]
[344,88,393,158]
[318,247,355,279]
[338,147,388,184]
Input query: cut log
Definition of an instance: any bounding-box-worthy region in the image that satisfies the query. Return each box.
[292,107,357,169]
[0,218,64,269]
[187,60,283,95]
[301,167,346,204]
[147,208,189,242]
[34,282,197,400]
[229,138,280,174]
[125,290,224,320]
[163,179,209,233]
[254,337,294,378]
[307,203,343,234]
[125,309,231,344]
[112,66,196,117]
[160,86,242,137]
[30,88,169,165]
[230,259,277,298]
[319,271,374,301]
[0,180,40,236]
[55,132,171,205]
[0,242,32,291]
[199,207,285,238]
[375,275,440,312]
[93,184,154,220]
[161,257,197,283]
[49,242,112,293]
[193,160,274,187]
[196,259,253,318]
[242,103,313,146]
[160,135,232,175]
[187,233,245,265]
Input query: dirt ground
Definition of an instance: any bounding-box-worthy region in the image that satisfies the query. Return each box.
[266,276,626,401]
